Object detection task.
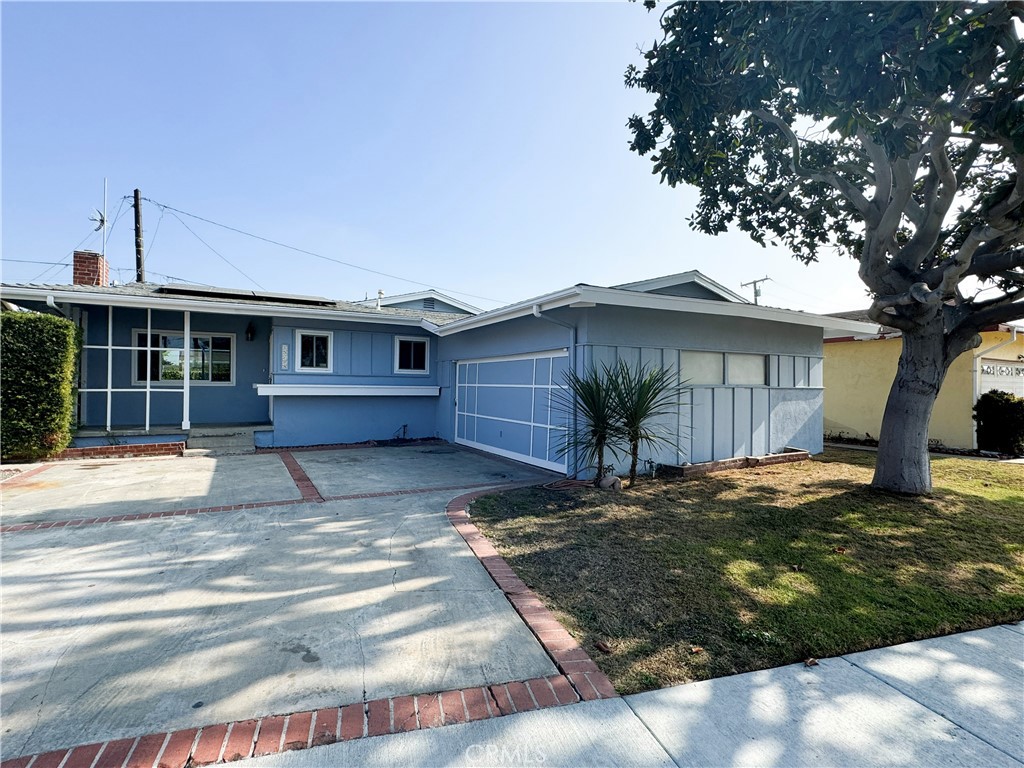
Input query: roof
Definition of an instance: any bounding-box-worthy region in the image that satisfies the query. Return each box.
[612,270,750,303]
[0,281,467,328]
[352,290,481,315]
[435,278,881,338]
[828,309,1023,337]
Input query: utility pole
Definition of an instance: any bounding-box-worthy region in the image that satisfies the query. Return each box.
[133,188,145,283]
[741,275,771,305]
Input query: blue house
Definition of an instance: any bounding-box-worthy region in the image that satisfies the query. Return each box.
[1,251,875,475]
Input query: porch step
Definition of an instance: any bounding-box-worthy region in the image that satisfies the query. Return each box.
[186,426,257,455]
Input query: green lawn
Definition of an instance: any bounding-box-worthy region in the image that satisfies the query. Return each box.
[470,449,1024,695]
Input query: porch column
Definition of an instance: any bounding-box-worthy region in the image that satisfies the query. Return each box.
[145,308,152,432]
[106,306,113,431]
[182,310,191,429]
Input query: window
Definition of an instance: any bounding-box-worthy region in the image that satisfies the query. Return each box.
[727,353,767,386]
[296,330,332,372]
[134,331,234,385]
[680,350,724,385]
[680,350,768,386]
[395,336,428,373]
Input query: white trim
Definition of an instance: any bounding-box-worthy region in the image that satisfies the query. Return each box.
[130,327,237,386]
[394,335,430,375]
[256,384,440,397]
[295,329,334,373]
[456,348,568,365]
[454,437,566,473]
[0,286,430,327]
[435,284,879,338]
[182,311,191,429]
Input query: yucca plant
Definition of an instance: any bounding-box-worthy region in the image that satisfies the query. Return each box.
[608,360,681,487]
[552,365,623,485]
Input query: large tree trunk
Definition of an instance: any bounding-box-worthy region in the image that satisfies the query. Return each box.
[871,329,952,495]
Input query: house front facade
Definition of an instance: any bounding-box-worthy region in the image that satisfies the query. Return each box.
[2,252,875,475]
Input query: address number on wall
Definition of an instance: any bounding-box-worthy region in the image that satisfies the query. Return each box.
[281,344,289,370]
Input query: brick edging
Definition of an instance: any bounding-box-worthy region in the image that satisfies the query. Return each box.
[445,488,618,702]
[0,464,54,487]
[0,676,582,768]
[54,443,186,461]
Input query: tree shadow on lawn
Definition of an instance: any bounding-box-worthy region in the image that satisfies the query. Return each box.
[471,472,1024,696]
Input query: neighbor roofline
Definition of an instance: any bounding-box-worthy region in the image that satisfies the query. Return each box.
[354,290,482,315]
[612,270,750,304]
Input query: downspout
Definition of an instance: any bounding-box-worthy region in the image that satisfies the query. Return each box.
[532,304,578,477]
[46,295,69,318]
[971,327,1019,449]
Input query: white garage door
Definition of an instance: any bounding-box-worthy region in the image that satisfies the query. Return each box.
[455,350,568,472]
[980,359,1024,399]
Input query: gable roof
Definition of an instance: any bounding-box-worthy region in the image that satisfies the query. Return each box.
[353,289,481,315]
[612,270,750,303]
[433,280,879,338]
[0,281,467,328]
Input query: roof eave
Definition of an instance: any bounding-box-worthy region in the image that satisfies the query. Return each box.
[0,286,431,328]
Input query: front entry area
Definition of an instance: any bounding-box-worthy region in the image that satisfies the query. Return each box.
[455,350,568,472]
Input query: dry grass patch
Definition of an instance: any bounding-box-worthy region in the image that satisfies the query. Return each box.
[470,449,1024,695]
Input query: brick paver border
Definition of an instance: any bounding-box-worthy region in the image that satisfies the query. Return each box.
[0,460,615,767]
[445,490,618,702]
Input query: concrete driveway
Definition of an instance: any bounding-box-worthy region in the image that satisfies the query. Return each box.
[0,445,558,760]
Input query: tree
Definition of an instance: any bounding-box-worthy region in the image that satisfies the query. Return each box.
[626,1,1024,494]
[553,365,622,485]
[608,360,680,486]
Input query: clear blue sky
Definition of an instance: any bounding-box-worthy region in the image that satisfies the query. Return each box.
[2,1,872,313]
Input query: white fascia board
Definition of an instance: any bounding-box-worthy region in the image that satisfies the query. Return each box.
[574,286,880,336]
[613,271,750,303]
[256,384,440,397]
[434,287,583,336]
[0,287,426,327]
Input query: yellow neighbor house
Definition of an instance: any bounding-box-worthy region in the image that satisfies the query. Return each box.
[824,314,1024,450]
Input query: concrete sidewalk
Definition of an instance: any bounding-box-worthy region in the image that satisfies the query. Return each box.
[239,624,1023,768]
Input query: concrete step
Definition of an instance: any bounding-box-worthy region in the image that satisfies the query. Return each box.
[187,434,255,449]
[183,447,255,457]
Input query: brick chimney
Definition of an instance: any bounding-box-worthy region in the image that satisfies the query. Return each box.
[73,250,109,286]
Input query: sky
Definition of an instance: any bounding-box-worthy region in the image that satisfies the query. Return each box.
[1,1,876,314]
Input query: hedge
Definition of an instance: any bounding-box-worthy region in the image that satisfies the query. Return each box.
[1,311,81,461]
[973,389,1024,456]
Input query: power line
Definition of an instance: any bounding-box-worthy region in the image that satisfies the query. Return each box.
[141,196,504,304]
[167,211,265,290]
[28,228,99,283]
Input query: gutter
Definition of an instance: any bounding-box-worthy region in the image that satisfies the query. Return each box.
[2,286,428,328]
[971,326,1020,449]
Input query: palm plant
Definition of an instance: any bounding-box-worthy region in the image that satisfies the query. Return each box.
[552,364,622,485]
[608,360,681,487]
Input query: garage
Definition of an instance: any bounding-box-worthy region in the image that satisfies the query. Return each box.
[455,350,568,472]
[980,358,1024,399]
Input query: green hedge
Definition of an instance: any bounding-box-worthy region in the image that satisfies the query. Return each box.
[973,389,1024,456]
[1,311,81,461]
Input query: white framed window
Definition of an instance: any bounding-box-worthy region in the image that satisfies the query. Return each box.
[296,329,333,372]
[132,329,235,386]
[395,336,429,374]
[727,353,767,386]
[680,350,724,385]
